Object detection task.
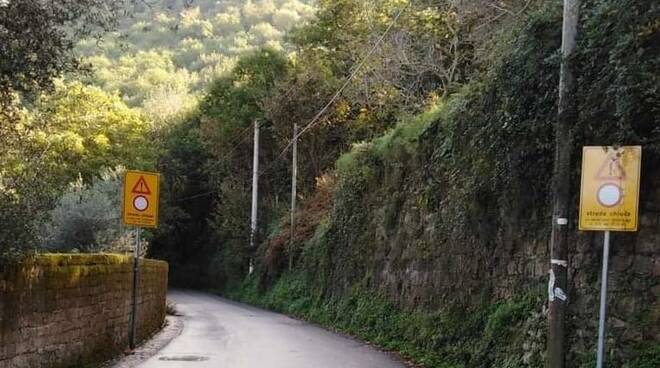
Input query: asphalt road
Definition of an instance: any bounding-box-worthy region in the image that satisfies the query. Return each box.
[137,290,405,368]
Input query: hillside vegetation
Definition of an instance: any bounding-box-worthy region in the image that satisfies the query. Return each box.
[1,0,316,257]
[150,0,523,287]
[1,0,658,367]
[78,0,316,119]
[149,0,659,367]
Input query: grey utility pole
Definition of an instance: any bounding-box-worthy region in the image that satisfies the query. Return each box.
[289,124,298,270]
[547,0,579,367]
[249,120,259,275]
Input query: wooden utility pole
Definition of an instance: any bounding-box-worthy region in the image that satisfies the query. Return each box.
[249,120,259,275]
[547,1,579,367]
[289,124,298,270]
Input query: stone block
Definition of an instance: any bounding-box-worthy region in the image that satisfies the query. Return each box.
[610,255,633,272]
[632,255,654,276]
[634,230,658,254]
[0,255,167,368]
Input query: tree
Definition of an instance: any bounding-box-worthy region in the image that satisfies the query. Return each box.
[32,82,156,182]
[263,54,349,189]
[151,48,290,286]
[290,0,535,112]
[40,168,139,254]
[0,82,155,260]
[0,0,127,107]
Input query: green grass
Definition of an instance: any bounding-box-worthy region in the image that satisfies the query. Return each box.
[625,344,660,368]
[336,102,443,177]
[225,271,544,368]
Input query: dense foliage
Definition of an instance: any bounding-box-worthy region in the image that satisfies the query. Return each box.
[78,0,316,113]
[151,0,536,286]
[0,0,127,107]
[0,1,159,261]
[41,168,138,254]
[0,83,155,260]
[204,0,657,366]
[2,0,319,260]
[0,0,657,366]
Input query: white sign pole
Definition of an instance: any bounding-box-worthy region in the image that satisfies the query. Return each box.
[596,230,610,368]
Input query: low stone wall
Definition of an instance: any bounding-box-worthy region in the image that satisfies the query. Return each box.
[0,254,168,368]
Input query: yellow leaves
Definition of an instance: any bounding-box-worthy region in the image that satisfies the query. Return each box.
[61,131,86,154]
[637,18,659,37]
[93,134,110,150]
[405,5,460,41]
[13,121,25,133]
[335,99,351,120]
[233,33,250,49]
[180,6,202,26]
[85,55,112,69]
[356,107,376,128]
[425,91,441,108]
[142,67,171,85]
[264,40,284,52]
[33,131,48,145]
[7,82,157,185]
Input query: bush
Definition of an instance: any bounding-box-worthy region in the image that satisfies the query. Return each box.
[40,168,142,254]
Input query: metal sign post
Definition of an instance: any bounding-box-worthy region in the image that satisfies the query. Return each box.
[122,170,160,350]
[596,230,610,368]
[129,227,141,349]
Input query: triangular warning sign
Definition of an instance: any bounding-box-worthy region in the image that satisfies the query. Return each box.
[131,176,151,195]
[595,153,626,181]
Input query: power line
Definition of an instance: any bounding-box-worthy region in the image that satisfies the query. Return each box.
[258,1,411,177]
[220,124,255,160]
[281,3,409,157]
[168,2,411,201]
[169,123,255,203]
[171,190,216,203]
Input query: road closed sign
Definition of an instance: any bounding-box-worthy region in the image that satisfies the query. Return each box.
[579,146,641,231]
[123,170,160,228]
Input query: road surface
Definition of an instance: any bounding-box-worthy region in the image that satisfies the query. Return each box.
[137,290,405,368]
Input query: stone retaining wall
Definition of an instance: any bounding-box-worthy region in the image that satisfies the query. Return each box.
[0,254,168,368]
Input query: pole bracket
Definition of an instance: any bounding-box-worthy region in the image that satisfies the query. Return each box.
[551,259,568,267]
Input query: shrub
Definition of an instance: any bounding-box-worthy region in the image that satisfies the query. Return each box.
[40,168,142,254]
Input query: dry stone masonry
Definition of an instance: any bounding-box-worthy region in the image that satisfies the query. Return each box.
[0,254,168,368]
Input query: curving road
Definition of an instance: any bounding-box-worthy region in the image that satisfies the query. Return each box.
[137,290,405,368]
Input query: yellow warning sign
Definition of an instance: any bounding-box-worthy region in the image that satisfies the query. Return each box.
[579,146,641,231]
[123,170,160,228]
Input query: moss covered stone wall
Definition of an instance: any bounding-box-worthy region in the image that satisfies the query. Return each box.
[0,254,168,368]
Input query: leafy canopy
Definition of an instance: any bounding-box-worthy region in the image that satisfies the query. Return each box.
[0,0,129,106]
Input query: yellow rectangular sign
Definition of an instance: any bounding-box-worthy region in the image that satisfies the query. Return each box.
[123,170,160,228]
[579,146,641,231]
